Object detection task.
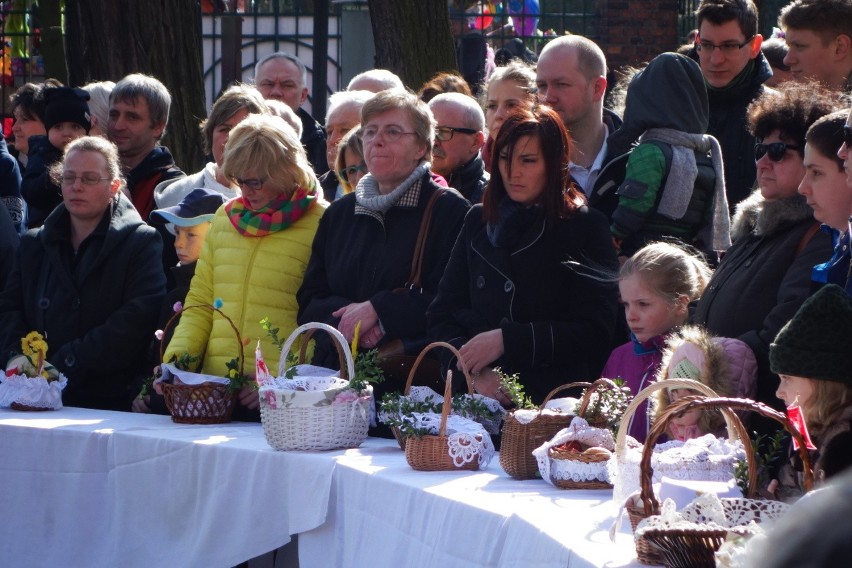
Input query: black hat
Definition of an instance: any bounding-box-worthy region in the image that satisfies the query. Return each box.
[149,188,226,226]
[770,284,852,384]
[43,87,92,133]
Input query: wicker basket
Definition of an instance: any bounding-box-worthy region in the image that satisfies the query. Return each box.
[636,396,813,568]
[612,379,746,565]
[500,382,588,480]
[259,322,370,452]
[159,304,241,424]
[390,342,474,451]
[576,377,627,428]
[548,444,613,489]
[404,344,487,471]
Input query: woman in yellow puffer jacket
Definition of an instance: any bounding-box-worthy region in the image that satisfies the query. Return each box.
[163,114,325,420]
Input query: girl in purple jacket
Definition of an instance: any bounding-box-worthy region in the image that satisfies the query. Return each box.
[601,242,711,441]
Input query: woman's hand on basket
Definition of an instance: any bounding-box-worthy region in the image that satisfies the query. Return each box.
[238,385,260,410]
[333,301,379,343]
[459,329,504,374]
[131,394,152,413]
[472,368,513,408]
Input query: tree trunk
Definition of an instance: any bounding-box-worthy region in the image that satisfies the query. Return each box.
[38,0,67,84]
[63,0,207,174]
[366,0,458,91]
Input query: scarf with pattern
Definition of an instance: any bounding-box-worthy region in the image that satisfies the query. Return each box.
[225,184,316,237]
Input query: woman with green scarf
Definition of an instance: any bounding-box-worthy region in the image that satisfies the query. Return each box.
[163,114,325,420]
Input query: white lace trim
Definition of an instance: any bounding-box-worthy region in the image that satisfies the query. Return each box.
[378,387,505,435]
[408,413,495,467]
[512,397,580,425]
[0,373,68,409]
[611,433,746,505]
[532,418,615,486]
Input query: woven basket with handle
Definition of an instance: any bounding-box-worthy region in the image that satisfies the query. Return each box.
[499,382,588,480]
[637,396,813,568]
[160,304,241,424]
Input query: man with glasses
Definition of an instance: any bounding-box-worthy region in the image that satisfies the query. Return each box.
[427,93,488,203]
[779,0,852,94]
[692,0,770,211]
[319,90,373,201]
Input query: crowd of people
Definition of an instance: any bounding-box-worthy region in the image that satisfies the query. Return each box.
[0,0,851,514]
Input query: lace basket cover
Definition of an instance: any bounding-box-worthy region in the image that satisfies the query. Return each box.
[533,417,615,486]
[378,385,505,435]
[407,411,496,468]
[611,433,746,505]
[0,373,68,409]
[635,492,789,540]
[510,397,580,425]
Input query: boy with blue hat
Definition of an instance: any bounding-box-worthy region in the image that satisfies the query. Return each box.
[132,188,225,413]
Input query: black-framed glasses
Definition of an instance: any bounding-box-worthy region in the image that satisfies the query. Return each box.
[235,178,266,190]
[755,142,801,163]
[338,163,367,179]
[435,126,478,141]
[843,125,852,148]
[696,36,754,54]
[61,174,110,186]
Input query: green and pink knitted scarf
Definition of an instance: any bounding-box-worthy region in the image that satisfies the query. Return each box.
[225,184,316,237]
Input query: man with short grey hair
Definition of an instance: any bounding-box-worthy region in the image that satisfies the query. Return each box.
[319,89,373,201]
[254,52,328,175]
[108,73,184,221]
[428,92,488,203]
[347,69,405,93]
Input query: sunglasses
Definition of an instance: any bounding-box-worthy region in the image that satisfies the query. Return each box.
[843,125,852,149]
[754,142,800,162]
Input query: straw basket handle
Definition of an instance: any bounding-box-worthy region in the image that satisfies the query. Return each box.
[614,379,739,454]
[535,381,592,416]
[278,322,355,382]
[639,396,814,516]
[438,369,455,438]
[402,341,473,396]
[159,304,245,378]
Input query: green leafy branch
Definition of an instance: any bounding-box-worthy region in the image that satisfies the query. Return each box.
[496,368,535,410]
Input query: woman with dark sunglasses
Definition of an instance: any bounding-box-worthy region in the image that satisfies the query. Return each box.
[692,83,840,437]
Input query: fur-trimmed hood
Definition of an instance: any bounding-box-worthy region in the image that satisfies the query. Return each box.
[654,325,758,433]
[730,190,815,242]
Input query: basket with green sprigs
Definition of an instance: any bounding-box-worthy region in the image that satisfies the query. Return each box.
[378,342,504,450]
[500,376,589,480]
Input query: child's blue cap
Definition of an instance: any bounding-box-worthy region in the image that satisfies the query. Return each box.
[149,188,226,227]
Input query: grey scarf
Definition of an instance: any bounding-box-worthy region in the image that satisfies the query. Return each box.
[355,161,431,213]
[640,128,731,252]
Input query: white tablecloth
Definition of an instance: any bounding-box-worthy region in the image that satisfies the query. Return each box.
[0,407,335,568]
[0,407,649,568]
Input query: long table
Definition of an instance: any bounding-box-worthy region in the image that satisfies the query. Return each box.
[0,407,649,568]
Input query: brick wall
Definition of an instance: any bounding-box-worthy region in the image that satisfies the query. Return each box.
[598,0,681,72]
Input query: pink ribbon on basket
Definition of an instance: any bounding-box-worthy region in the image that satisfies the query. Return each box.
[255,339,273,387]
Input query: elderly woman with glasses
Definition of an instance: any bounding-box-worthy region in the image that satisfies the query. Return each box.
[163,114,324,419]
[0,136,166,410]
[692,83,839,430]
[298,89,470,393]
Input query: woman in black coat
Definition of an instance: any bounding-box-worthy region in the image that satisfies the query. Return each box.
[0,136,165,411]
[428,106,619,404]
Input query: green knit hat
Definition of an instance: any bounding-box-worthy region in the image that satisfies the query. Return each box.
[770,284,852,384]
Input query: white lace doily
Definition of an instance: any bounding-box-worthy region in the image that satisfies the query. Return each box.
[611,433,746,505]
[0,373,68,409]
[378,387,505,435]
[532,418,615,486]
[407,413,495,468]
[512,397,580,425]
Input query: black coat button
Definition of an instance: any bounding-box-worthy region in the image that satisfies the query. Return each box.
[71,298,81,309]
[504,281,513,292]
[476,275,486,289]
[64,354,76,367]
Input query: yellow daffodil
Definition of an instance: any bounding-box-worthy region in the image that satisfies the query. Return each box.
[21,331,48,360]
[351,320,362,360]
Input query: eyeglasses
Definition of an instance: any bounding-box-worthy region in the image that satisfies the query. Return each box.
[435,126,478,141]
[235,178,266,190]
[696,37,754,55]
[61,174,110,186]
[359,125,417,143]
[338,163,367,180]
[843,125,852,148]
[754,142,801,162]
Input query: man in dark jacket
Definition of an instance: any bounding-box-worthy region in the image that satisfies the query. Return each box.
[254,52,329,176]
[536,35,624,218]
[428,93,489,203]
[0,133,23,233]
[691,0,771,211]
[107,73,185,222]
